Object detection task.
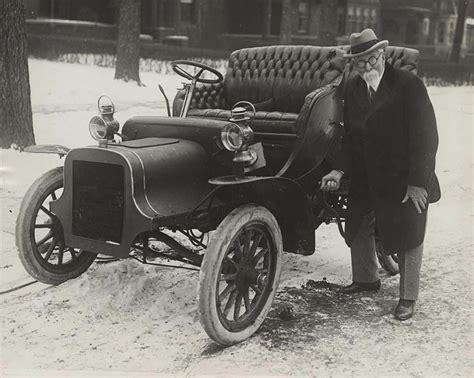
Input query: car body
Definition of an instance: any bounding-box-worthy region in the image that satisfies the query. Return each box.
[16,44,419,345]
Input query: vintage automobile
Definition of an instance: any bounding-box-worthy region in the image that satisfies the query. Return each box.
[16,44,418,346]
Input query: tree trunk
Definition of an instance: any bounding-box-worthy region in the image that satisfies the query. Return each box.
[0,0,35,149]
[450,0,469,63]
[280,0,292,44]
[115,0,142,84]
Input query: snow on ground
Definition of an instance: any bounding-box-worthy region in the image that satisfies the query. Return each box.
[0,59,473,376]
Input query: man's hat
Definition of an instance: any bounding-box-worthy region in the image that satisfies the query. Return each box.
[343,28,388,58]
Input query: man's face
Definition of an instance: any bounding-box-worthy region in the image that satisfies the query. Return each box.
[353,50,385,85]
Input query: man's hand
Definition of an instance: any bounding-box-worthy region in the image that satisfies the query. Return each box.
[320,170,344,191]
[402,185,428,214]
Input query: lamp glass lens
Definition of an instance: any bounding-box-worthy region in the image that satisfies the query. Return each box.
[222,124,243,151]
[89,116,107,140]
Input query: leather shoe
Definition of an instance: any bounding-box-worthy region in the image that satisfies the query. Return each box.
[339,280,381,294]
[394,299,415,321]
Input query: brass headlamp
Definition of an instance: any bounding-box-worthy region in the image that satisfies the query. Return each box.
[89,95,120,144]
[221,102,257,177]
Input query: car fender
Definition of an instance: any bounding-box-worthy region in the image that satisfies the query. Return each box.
[24,144,70,158]
[215,176,316,255]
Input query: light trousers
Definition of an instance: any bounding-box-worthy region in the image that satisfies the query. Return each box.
[350,211,424,301]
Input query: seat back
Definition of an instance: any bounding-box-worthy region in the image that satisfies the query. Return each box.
[385,46,419,73]
[224,46,347,113]
[173,45,419,116]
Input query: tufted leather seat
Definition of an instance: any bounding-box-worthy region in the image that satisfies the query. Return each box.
[173,45,419,136]
[174,45,347,135]
[224,46,345,113]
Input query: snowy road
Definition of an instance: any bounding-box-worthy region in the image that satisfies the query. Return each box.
[0,60,473,376]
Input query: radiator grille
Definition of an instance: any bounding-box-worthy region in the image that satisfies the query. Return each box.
[72,161,124,243]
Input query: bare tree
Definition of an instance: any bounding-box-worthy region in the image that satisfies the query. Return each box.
[450,0,469,63]
[115,0,142,85]
[280,0,292,44]
[0,0,35,149]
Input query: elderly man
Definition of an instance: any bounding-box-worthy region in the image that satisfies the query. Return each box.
[321,29,440,320]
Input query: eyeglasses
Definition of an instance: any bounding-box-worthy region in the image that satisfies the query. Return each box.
[353,52,383,69]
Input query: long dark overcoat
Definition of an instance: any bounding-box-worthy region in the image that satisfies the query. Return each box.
[334,62,441,253]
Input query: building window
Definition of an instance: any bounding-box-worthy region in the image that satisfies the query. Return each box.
[364,8,369,17]
[348,6,354,16]
[422,18,430,35]
[297,1,309,33]
[371,8,376,18]
[440,0,447,11]
[158,0,175,27]
[438,22,446,43]
[466,26,474,51]
[385,19,397,34]
[180,0,195,24]
[356,7,361,17]
[337,6,345,34]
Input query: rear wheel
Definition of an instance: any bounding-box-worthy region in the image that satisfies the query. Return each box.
[16,167,97,285]
[375,237,399,275]
[198,205,282,346]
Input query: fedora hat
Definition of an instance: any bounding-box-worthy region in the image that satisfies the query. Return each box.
[344,28,388,58]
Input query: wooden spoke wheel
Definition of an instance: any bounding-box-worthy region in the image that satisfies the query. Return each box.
[375,237,399,276]
[198,205,282,346]
[16,167,97,285]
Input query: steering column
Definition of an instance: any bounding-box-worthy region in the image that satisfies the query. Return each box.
[170,60,223,117]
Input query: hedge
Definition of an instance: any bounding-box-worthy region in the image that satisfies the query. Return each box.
[27,33,473,85]
[27,34,229,62]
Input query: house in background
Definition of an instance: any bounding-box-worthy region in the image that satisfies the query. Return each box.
[24,0,116,23]
[379,0,473,58]
[216,0,346,50]
[24,0,473,58]
[24,0,346,49]
[429,0,474,57]
[380,0,432,46]
[345,0,380,34]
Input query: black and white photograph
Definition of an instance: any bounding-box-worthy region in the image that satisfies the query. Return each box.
[1,0,473,376]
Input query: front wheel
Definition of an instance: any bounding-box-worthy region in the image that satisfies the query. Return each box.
[16,167,97,285]
[198,205,282,346]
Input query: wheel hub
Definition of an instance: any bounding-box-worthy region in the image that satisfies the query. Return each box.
[235,264,261,292]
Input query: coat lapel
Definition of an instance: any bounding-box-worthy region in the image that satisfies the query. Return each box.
[365,63,396,122]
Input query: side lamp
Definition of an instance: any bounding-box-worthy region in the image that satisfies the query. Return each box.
[89,95,120,146]
[221,104,257,177]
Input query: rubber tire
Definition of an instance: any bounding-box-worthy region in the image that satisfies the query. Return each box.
[198,204,283,346]
[375,238,399,276]
[16,167,97,285]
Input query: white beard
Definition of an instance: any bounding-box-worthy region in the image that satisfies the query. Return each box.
[363,69,380,89]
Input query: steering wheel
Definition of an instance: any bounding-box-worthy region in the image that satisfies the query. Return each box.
[171,60,223,84]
